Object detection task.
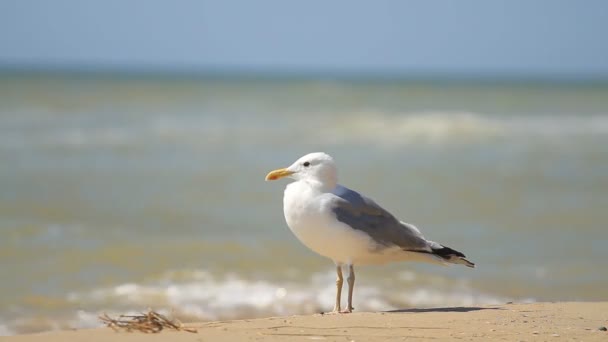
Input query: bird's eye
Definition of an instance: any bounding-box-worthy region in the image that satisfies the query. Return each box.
[303,161,310,167]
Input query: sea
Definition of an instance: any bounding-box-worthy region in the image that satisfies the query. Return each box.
[0,73,606,335]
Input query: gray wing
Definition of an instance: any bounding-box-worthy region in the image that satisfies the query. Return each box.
[330,185,432,252]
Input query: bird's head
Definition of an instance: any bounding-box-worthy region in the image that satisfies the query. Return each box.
[265,152,338,188]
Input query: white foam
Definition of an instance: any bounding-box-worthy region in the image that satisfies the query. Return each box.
[4,268,513,335]
[2,111,608,150]
[323,111,501,145]
[318,111,608,146]
[66,269,506,318]
[0,324,14,336]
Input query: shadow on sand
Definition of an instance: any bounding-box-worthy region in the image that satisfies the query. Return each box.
[387,306,502,313]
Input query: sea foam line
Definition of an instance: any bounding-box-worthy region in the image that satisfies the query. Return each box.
[1,111,607,150]
[2,269,512,335]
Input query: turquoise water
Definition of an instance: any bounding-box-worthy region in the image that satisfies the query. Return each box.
[0,74,607,334]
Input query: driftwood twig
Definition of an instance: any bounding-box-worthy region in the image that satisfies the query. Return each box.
[99,310,197,333]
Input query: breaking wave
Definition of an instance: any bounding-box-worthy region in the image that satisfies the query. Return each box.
[1,111,607,150]
[1,269,510,336]
[323,111,608,145]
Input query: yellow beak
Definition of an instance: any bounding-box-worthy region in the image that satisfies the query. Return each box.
[265,168,295,181]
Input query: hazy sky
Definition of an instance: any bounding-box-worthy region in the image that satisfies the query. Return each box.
[1,0,607,78]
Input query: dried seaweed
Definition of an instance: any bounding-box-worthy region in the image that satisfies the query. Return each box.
[99,310,197,333]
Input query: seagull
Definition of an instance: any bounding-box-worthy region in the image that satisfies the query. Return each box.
[265,152,475,313]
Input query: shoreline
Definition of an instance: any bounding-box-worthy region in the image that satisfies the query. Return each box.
[4,302,607,341]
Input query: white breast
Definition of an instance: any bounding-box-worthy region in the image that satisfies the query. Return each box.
[282,181,388,265]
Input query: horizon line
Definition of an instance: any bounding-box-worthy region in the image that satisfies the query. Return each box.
[1,63,608,86]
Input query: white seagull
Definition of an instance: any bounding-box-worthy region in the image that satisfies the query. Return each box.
[265,152,474,313]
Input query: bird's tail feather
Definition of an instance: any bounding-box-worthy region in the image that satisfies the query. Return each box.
[431,245,476,268]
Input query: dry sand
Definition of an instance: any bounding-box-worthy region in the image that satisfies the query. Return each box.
[4,302,607,341]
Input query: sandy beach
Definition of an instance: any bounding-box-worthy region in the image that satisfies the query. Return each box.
[4,302,607,341]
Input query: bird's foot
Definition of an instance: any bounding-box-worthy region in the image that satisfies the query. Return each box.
[341,307,354,314]
[323,307,353,315]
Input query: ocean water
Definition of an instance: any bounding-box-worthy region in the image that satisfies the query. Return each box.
[0,74,607,335]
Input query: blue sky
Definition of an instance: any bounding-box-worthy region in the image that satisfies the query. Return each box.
[1,0,607,78]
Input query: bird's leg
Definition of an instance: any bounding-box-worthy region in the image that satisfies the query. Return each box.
[332,265,343,313]
[344,264,355,313]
